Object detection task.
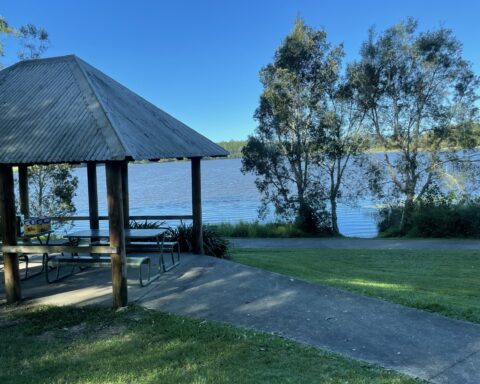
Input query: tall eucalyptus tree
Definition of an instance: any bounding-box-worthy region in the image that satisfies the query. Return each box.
[349,19,479,233]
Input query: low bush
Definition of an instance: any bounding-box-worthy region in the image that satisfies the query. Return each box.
[129,220,229,258]
[377,197,480,238]
[412,198,480,237]
[212,221,315,238]
[167,223,229,258]
[129,220,165,229]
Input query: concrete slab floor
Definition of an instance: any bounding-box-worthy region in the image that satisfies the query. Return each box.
[2,253,480,384]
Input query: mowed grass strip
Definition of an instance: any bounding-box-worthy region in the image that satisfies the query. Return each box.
[231,248,480,324]
[0,305,421,384]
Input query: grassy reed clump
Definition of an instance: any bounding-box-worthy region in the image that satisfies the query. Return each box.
[212,221,314,238]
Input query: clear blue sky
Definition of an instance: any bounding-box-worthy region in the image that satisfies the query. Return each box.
[2,0,479,142]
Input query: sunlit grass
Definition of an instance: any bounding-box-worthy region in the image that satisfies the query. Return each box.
[231,248,480,324]
[0,305,421,384]
[326,278,413,292]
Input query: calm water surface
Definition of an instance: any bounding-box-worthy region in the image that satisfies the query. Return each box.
[72,158,378,238]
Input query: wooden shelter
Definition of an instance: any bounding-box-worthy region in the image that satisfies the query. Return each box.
[0,55,228,307]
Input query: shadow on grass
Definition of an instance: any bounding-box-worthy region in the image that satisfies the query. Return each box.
[0,305,420,384]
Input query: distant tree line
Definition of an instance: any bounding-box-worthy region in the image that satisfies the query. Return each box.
[216,140,247,158]
[218,123,480,160]
[242,18,479,236]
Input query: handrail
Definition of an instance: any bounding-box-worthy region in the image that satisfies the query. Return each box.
[49,215,193,221]
[1,245,119,254]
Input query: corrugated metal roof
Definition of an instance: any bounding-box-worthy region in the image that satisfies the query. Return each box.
[0,55,229,165]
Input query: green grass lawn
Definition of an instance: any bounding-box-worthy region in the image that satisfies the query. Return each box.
[231,248,480,324]
[0,305,420,384]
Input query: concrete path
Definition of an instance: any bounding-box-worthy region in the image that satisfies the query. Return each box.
[2,254,480,383]
[229,237,480,250]
[138,254,480,384]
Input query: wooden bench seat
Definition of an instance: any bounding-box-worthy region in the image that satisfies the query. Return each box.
[126,240,180,272]
[74,239,181,272]
[0,239,70,280]
[1,244,158,287]
[46,253,154,286]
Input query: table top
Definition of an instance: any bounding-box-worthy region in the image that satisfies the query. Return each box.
[65,228,167,240]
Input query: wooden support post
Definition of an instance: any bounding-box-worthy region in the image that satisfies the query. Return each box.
[121,160,129,229]
[106,161,128,308]
[87,163,99,230]
[18,165,29,219]
[191,157,204,254]
[0,165,21,303]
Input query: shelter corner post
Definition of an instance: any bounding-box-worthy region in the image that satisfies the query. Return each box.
[18,165,29,218]
[191,157,204,254]
[121,160,129,229]
[87,163,99,230]
[0,165,21,302]
[106,161,128,308]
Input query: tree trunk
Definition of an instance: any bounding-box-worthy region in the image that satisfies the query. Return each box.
[400,192,415,235]
[330,196,340,236]
[296,198,317,234]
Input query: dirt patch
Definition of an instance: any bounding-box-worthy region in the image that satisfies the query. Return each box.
[94,323,127,338]
[37,322,128,342]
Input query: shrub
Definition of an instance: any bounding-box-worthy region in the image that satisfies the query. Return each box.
[129,220,165,229]
[376,197,480,238]
[202,225,229,258]
[376,206,403,237]
[412,198,480,237]
[128,220,229,257]
[167,223,229,258]
[212,221,318,238]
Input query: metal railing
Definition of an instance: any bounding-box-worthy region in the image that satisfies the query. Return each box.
[49,215,193,225]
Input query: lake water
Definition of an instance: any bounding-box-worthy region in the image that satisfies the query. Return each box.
[71,158,379,238]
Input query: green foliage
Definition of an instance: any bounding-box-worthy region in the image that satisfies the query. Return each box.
[376,207,404,237]
[129,220,165,229]
[216,140,246,158]
[0,305,418,384]
[212,221,311,238]
[0,16,49,64]
[0,16,14,59]
[349,18,480,233]
[28,164,78,220]
[202,225,230,258]
[242,19,345,234]
[167,223,229,258]
[166,223,191,251]
[232,248,480,324]
[377,196,480,238]
[127,221,229,258]
[17,23,49,60]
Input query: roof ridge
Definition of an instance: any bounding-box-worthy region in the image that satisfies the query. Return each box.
[20,54,77,64]
[72,55,129,158]
[0,55,75,76]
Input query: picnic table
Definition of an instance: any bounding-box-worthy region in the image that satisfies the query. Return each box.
[64,228,180,272]
[0,230,55,280]
[21,230,54,279]
[65,228,166,242]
